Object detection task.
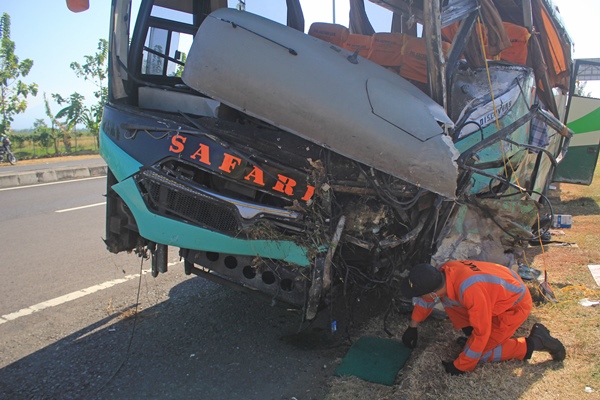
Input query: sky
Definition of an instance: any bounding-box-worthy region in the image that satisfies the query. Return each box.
[2,0,599,130]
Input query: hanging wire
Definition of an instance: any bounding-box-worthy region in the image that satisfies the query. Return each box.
[94,249,148,396]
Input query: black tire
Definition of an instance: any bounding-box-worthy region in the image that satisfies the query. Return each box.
[7,153,16,165]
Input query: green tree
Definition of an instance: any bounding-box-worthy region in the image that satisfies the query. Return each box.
[53,92,86,151]
[44,93,71,153]
[173,52,187,77]
[11,133,24,149]
[33,118,57,155]
[70,39,107,103]
[0,13,37,136]
[70,38,107,149]
[575,81,591,97]
[38,131,52,154]
[82,106,100,150]
[28,131,40,158]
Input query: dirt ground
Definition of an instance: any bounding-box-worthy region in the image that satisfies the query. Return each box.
[1,154,101,167]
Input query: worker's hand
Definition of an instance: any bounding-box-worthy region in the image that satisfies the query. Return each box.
[442,360,465,376]
[402,326,418,348]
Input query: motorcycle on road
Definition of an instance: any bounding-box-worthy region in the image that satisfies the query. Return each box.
[0,136,16,165]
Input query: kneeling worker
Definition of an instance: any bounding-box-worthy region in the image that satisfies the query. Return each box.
[399,261,566,375]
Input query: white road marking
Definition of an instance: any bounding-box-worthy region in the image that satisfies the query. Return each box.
[0,260,182,325]
[56,202,106,213]
[0,176,105,192]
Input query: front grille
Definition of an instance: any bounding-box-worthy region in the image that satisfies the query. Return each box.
[136,169,241,234]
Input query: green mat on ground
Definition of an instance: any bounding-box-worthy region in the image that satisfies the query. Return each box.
[334,336,412,386]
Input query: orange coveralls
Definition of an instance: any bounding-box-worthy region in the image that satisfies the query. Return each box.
[411,260,532,372]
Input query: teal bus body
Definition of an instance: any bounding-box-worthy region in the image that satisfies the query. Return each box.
[100,128,311,267]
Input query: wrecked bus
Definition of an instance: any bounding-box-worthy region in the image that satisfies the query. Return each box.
[68,0,597,319]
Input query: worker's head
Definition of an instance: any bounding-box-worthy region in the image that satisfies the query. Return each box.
[399,263,444,298]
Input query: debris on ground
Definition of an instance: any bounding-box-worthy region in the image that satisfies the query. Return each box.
[578,298,600,307]
[518,263,542,281]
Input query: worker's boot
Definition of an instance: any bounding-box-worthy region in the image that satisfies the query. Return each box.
[525,323,566,361]
[456,326,473,347]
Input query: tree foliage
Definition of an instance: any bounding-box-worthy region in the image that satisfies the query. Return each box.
[54,92,87,151]
[33,118,58,155]
[70,39,107,134]
[174,52,187,77]
[53,92,86,130]
[51,39,108,151]
[0,13,37,136]
[10,133,25,149]
[44,39,108,152]
[575,81,592,98]
[44,93,71,153]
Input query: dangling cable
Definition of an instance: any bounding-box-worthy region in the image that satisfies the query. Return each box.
[476,14,525,191]
[95,249,147,396]
[476,15,500,131]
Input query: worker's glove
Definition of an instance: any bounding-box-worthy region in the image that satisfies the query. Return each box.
[456,336,468,347]
[442,360,465,376]
[461,326,474,336]
[402,327,418,348]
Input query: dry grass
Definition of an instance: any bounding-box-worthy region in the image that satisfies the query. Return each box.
[326,164,600,399]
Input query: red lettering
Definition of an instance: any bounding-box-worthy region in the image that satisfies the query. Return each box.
[219,153,242,173]
[190,143,211,165]
[169,135,187,153]
[244,166,265,186]
[272,174,296,196]
[301,185,315,202]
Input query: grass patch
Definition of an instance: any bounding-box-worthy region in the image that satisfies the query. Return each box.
[11,135,98,160]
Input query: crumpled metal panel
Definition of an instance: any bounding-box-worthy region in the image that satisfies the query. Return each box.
[182,8,460,198]
[476,197,539,237]
[432,197,539,266]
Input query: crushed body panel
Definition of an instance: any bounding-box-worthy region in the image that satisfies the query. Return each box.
[182,8,459,198]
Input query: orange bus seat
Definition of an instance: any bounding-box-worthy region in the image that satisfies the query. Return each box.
[441,22,460,43]
[308,23,350,47]
[366,33,405,67]
[442,21,490,60]
[442,22,488,45]
[500,22,531,65]
[400,37,451,84]
[343,34,372,57]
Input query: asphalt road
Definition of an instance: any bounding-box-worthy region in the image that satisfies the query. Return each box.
[0,175,350,400]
